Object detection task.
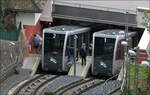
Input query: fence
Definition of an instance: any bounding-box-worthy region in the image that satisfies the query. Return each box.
[0,40,27,82]
[0,22,21,41]
[123,49,150,95]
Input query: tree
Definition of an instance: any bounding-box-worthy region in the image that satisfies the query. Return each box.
[0,0,10,30]
[141,11,150,31]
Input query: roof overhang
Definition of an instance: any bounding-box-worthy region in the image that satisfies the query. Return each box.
[6,8,42,13]
[52,5,137,27]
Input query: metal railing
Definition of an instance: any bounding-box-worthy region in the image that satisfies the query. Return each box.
[123,48,150,95]
[0,40,26,82]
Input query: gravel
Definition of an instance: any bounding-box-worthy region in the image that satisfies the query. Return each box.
[0,68,31,95]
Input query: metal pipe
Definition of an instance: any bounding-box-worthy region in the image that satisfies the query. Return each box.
[74,35,78,76]
[125,11,129,94]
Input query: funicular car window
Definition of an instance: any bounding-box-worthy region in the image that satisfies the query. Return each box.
[44,33,65,64]
[44,33,65,55]
[94,37,115,59]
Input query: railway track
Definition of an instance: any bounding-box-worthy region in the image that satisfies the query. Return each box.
[55,78,102,95]
[46,75,121,95]
[44,77,104,95]
[52,75,121,95]
[7,74,60,95]
[50,79,121,95]
[59,79,104,95]
[82,80,122,95]
[7,74,121,95]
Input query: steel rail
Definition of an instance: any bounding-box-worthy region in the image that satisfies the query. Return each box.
[32,75,60,95]
[13,74,44,95]
[69,79,104,95]
[18,75,60,95]
[54,78,93,95]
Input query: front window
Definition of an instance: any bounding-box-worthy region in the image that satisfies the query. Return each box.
[44,33,65,64]
[94,37,115,59]
[93,37,116,76]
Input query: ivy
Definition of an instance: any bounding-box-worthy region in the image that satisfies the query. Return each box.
[141,11,150,31]
[0,0,11,30]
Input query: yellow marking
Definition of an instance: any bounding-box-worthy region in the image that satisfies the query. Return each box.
[81,57,92,77]
[118,67,125,80]
[121,68,126,80]
[71,66,74,75]
[10,53,13,59]
[69,65,74,75]
[32,57,39,70]
[120,70,123,80]
[81,62,89,77]
[69,66,72,75]
[80,58,81,63]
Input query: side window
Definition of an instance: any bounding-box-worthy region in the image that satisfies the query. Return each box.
[65,35,74,56]
[68,35,74,47]
[116,40,124,60]
[64,35,75,64]
[77,33,82,50]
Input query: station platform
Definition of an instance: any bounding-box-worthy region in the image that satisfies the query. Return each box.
[22,54,41,75]
[68,56,92,78]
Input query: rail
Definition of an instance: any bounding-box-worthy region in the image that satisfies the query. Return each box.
[53,78,104,95]
[7,75,60,95]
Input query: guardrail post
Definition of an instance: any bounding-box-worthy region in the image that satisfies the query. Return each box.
[74,35,78,76]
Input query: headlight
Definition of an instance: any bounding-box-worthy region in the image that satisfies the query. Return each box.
[50,57,57,64]
[100,61,107,68]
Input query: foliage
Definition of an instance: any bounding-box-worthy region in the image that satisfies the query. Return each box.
[129,64,149,80]
[125,63,150,94]
[0,0,11,31]
[141,11,150,30]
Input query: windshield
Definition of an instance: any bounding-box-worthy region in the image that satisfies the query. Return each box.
[94,37,115,59]
[44,33,65,64]
[93,37,116,76]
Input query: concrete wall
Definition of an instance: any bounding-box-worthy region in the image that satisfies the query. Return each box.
[54,0,149,13]
[16,12,41,26]
[35,13,42,24]
[138,28,150,50]
[53,0,149,27]
[137,11,145,28]
[137,8,150,28]
[40,0,52,21]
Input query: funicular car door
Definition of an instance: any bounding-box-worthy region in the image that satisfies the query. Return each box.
[64,35,75,71]
[44,33,65,72]
[94,37,116,76]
